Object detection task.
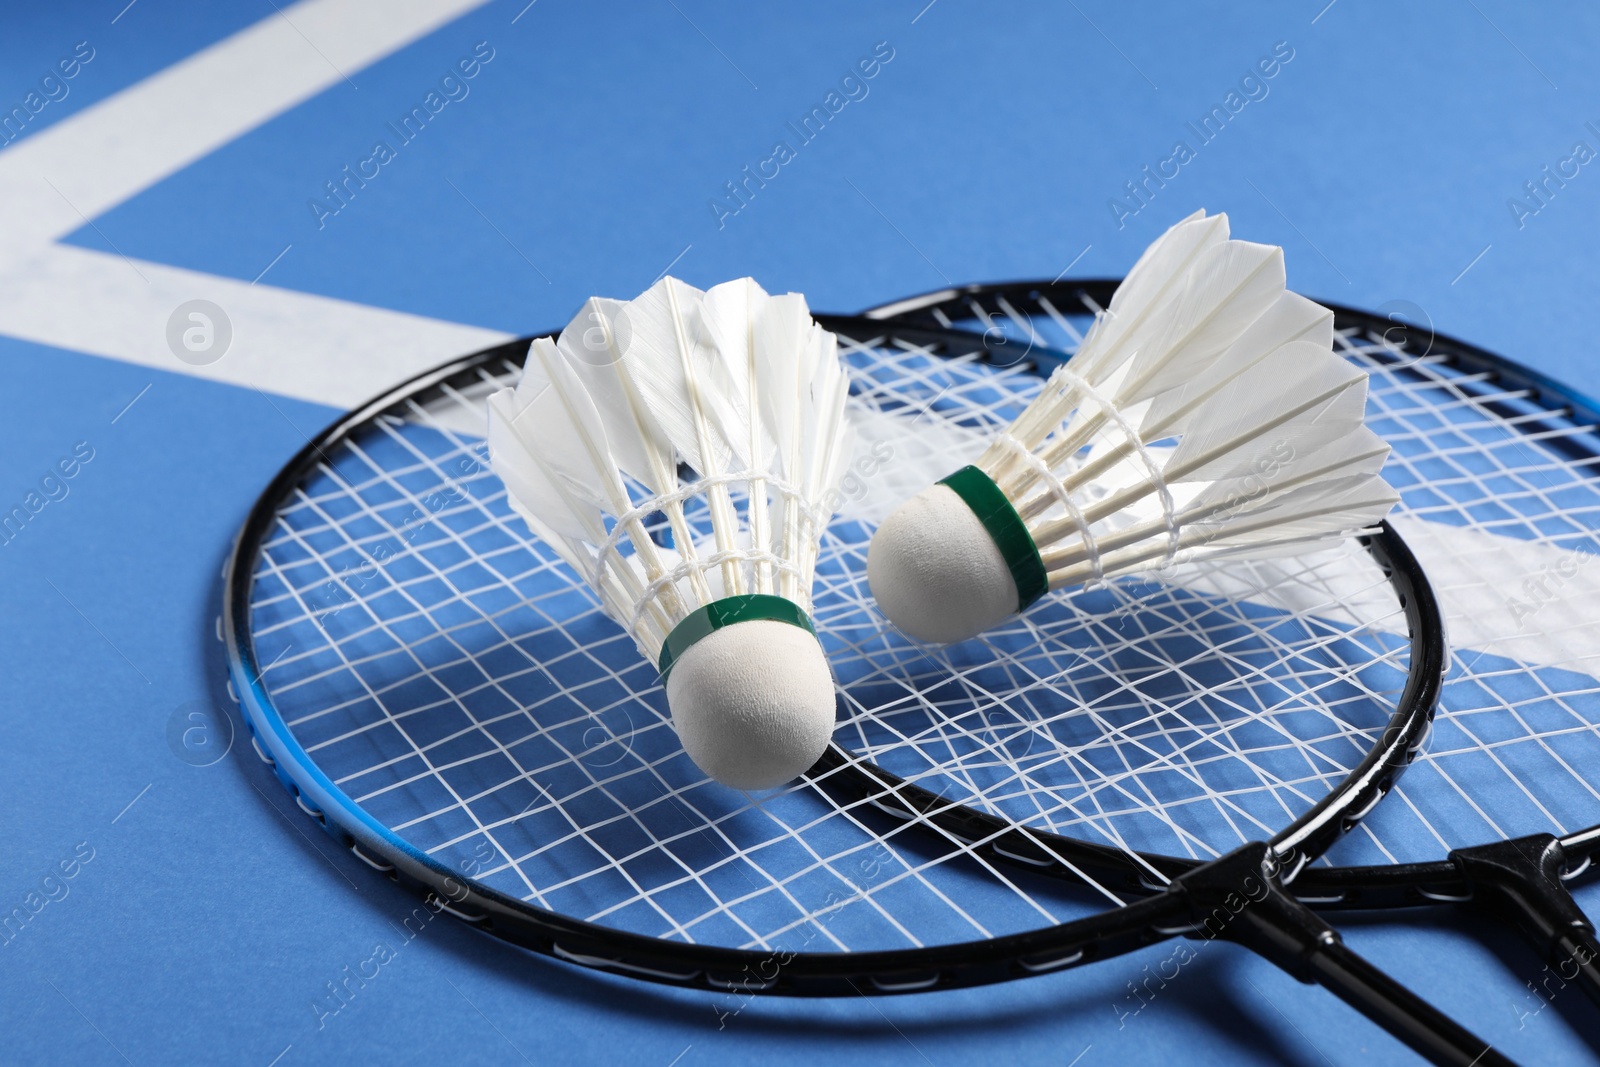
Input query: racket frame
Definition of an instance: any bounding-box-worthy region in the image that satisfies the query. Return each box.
[222,314,1504,1066]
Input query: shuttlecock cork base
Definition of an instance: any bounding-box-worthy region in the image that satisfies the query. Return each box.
[660,596,835,791]
[867,467,1046,645]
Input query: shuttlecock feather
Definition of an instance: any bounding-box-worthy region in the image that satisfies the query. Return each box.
[867,210,1399,644]
[489,277,852,789]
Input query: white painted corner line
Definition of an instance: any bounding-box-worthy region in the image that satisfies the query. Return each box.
[0,0,511,409]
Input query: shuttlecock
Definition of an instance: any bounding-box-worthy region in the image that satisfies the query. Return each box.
[867,209,1400,645]
[488,276,852,790]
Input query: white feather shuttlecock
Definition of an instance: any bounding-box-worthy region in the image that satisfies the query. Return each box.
[487,276,853,790]
[867,209,1400,645]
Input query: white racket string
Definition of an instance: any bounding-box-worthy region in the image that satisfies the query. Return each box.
[245,324,1413,952]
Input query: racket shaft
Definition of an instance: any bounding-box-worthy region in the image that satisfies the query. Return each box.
[1305,941,1514,1067]
[1552,929,1600,1011]
[1181,844,1511,1067]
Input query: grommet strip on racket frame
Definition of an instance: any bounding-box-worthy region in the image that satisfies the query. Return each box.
[864,277,1600,1020]
[223,315,1494,1067]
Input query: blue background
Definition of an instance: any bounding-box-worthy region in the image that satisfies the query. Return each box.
[3,1,1599,1064]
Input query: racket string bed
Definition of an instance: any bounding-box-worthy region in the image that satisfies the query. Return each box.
[227,316,1511,1067]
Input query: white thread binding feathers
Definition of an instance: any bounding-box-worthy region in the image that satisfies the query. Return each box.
[488,277,852,790]
[867,209,1400,645]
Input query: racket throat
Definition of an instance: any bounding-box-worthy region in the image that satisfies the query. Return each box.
[1175,843,1514,1067]
[1172,842,1331,975]
[1452,833,1600,1010]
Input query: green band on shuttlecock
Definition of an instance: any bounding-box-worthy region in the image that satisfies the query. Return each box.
[657,594,818,679]
[938,465,1049,611]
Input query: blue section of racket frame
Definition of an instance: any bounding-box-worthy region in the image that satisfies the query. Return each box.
[217,337,579,940]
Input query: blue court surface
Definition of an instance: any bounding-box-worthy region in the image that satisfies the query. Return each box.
[4,2,1600,1064]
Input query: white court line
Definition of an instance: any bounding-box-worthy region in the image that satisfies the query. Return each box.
[0,0,510,408]
[1162,511,1600,676]
[848,411,1600,676]
[0,0,493,247]
[0,244,508,408]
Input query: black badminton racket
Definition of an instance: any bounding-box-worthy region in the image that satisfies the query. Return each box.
[220,313,1499,1064]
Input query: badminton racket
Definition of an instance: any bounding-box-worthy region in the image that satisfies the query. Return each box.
[221,312,1495,1064]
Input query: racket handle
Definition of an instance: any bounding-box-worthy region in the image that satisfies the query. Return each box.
[1183,843,1515,1067]
[1453,834,1600,1010]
